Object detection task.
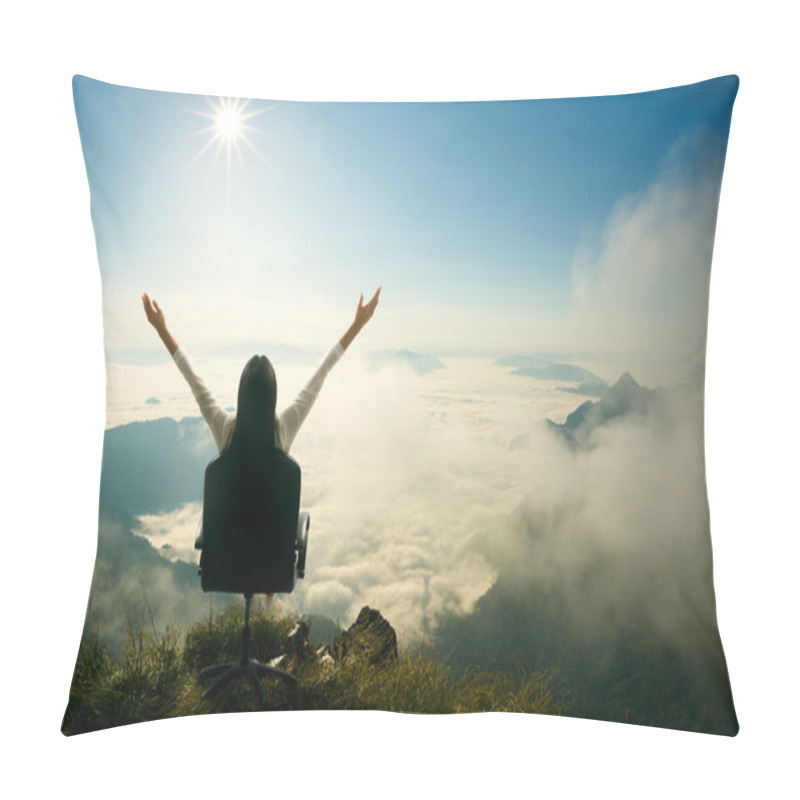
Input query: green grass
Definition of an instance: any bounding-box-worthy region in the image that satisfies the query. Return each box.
[62,605,559,735]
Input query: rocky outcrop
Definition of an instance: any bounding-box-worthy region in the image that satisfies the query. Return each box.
[267,620,311,670]
[267,606,398,672]
[333,607,398,667]
[284,621,310,659]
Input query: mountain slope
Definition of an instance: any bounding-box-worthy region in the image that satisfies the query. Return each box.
[547,372,668,449]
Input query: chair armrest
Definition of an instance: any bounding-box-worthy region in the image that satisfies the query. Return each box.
[296,511,310,578]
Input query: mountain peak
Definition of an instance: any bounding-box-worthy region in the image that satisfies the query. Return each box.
[613,371,638,390]
[548,371,655,449]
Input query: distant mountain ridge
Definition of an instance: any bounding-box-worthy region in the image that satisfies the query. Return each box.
[369,349,445,375]
[99,417,217,516]
[494,355,603,384]
[558,380,609,398]
[513,363,601,382]
[547,372,667,449]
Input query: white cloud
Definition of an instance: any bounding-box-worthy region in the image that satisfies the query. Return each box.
[304,580,355,624]
[568,131,725,385]
[282,356,602,642]
[137,502,203,564]
[475,382,716,644]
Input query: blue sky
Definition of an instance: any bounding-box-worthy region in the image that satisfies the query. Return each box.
[74,75,737,365]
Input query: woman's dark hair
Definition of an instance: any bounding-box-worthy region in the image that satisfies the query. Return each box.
[227,355,278,523]
[228,354,278,459]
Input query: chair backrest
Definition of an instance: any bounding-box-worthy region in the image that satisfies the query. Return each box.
[200,449,301,595]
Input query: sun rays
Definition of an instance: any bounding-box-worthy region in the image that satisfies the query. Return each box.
[190,96,273,188]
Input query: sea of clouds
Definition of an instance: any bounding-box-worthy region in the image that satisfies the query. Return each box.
[133,351,713,651]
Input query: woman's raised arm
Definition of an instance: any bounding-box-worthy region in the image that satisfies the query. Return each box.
[142,292,179,355]
[339,286,381,350]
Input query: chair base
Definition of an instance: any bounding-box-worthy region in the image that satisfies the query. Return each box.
[197,593,298,703]
[199,658,297,702]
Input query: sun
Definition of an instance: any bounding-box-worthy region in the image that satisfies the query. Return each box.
[215,103,245,140]
[190,96,272,183]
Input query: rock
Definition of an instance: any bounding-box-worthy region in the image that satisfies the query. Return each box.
[334,606,398,667]
[316,644,336,671]
[262,620,310,670]
[284,621,310,659]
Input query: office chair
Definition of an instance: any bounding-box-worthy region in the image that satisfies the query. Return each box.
[195,449,310,702]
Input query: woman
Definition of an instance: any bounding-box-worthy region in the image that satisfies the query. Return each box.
[142,288,381,544]
[142,288,381,454]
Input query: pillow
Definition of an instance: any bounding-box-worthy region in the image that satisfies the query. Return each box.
[63,75,739,736]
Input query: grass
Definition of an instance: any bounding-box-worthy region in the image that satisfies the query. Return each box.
[62,604,559,735]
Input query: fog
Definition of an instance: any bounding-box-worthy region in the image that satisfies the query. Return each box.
[132,351,716,662]
[84,516,208,649]
[133,355,581,640]
[481,386,714,643]
[568,131,725,385]
[138,503,203,564]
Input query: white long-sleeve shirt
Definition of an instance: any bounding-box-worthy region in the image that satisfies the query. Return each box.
[172,342,344,453]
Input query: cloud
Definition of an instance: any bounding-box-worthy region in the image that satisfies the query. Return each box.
[130,351,710,654]
[568,129,727,384]
[83,515,208,651]
[137,502,203,564]
[304,580,355,624]
[426,377,735,730]
[278,354,598,643]
[290,351,717,656]
[496,389,714,640]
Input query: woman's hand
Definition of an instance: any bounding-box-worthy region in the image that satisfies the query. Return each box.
[142,292,167,332]
[340,286,381,350]
[353,286,381,331]
[142,292,179,355]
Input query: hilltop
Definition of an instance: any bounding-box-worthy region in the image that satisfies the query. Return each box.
[63,604,557,735]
